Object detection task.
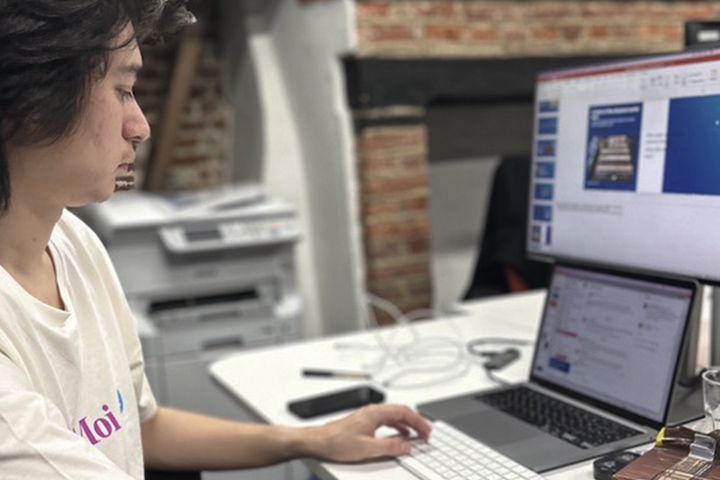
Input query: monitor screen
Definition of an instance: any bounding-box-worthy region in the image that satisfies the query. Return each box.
[527,48,720,282]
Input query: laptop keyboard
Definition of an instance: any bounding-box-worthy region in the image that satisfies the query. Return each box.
[399,421,545,480]
[476,386,642,449]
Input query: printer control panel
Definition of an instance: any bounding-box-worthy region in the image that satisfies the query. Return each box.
[160,218,300,254]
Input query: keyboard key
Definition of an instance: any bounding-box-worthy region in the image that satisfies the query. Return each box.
[398,421,546,480]
[476,386,641,448]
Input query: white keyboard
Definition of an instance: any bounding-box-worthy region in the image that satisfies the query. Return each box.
[398,421,545,480]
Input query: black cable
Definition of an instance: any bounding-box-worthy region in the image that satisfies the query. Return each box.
[485,366,513,386]
[466,337,532,357]
[466,337,529,385]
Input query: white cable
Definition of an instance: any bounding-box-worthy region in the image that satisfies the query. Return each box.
[336,293,471,389]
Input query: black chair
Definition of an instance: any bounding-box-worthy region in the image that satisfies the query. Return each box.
[463,155,552,300]
[145,469,202,480]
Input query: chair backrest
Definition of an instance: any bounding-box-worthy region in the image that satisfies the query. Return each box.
[463,155,552,300]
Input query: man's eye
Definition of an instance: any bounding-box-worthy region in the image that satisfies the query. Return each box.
[118,89,135,101]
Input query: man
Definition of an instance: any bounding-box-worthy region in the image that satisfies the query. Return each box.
[0,1,431,478]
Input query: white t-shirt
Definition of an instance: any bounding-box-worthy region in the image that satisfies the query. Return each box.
[0,210,157,479]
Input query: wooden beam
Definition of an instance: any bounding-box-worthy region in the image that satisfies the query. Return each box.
[343,55,638,109]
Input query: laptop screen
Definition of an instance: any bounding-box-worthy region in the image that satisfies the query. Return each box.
[531,265,695,424]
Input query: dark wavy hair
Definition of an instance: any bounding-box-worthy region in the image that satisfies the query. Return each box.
[0,0,194,214]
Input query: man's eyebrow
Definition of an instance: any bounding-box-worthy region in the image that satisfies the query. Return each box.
[116,63,143,77]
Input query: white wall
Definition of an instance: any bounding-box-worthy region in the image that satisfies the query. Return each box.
[221,0,364,337]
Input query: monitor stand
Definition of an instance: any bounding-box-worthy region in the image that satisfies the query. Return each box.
[667,285,704,426]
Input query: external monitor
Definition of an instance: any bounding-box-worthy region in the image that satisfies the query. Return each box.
[527,47,720,284]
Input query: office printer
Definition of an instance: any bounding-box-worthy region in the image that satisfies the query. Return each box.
[75,184,302,415]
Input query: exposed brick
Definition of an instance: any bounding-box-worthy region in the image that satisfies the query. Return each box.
[400,154,428,170]
[663,23,683,42]
[407,278,433,297]
[394,298,434,317]
[366,261,430,282]
[505,25,528,43]
[363,177,429,194]
[408,237,431,255]
[175,137,200,148]
[361,160,426,182]
[368,284,405,304]
[400,197,430,212]
[632,3,711,18]
[365,239,405,257]
[364,216,430,238]
[639,23,663,40]
[464,2,500,21]
[675,5,716,19]
[425,24,466,42]
[527,3,578,20]
[369,307,398,326]
[362,201,398,217]
[358,24,417,42]
[359,129,426,151]
[364,194,429,217]
[581,3,631,17]
[610,24,638,39]
[365,274,434,324]
[189,86,209,97]
[360,155,397,171]
[533,24,559,41]
[589,24,610,39]
[355,1,391,18]
[401,1,460,18]
[561,25,583,41]
[470,25,499,42]
[170,154,211,166]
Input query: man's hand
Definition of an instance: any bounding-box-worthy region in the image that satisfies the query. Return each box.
[305,404,432,463]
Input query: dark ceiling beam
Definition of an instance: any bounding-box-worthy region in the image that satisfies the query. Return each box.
[343,55,639,109]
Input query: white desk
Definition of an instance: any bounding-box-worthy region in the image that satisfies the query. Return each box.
[209,290,705,480]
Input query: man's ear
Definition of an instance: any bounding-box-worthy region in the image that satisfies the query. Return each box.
[0,119,13,146]
[1,116,24,139]
[2,117,53,149]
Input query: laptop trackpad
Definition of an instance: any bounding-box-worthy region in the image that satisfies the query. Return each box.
[446,410,543,446]
[446,410,580,472]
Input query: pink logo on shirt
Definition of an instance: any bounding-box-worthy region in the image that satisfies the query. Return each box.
[74,403,123,446]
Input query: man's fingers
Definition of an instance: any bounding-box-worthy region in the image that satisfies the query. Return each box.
[368,436,413,458]
[392,424,411,438]
[367,404,432,440]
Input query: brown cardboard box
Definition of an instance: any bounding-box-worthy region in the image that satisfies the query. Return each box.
[614,427,720,480]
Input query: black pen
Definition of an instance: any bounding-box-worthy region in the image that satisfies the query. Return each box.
[302,369,372,380]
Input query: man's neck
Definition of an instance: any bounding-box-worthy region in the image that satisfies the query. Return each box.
[0,200,63,275]
[0,201,66,310]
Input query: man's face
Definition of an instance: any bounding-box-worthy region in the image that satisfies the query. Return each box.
[34,32,150,208]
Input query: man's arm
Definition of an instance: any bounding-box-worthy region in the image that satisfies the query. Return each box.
[141,404,431,471]
[0,355,134,479]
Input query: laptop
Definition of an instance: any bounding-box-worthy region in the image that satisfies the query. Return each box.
[418,263,698,472]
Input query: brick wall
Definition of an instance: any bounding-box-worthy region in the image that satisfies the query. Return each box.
[358,123,432,319]
[355,0,720,57]
[352,0,720,322]
[133,11,230,191]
